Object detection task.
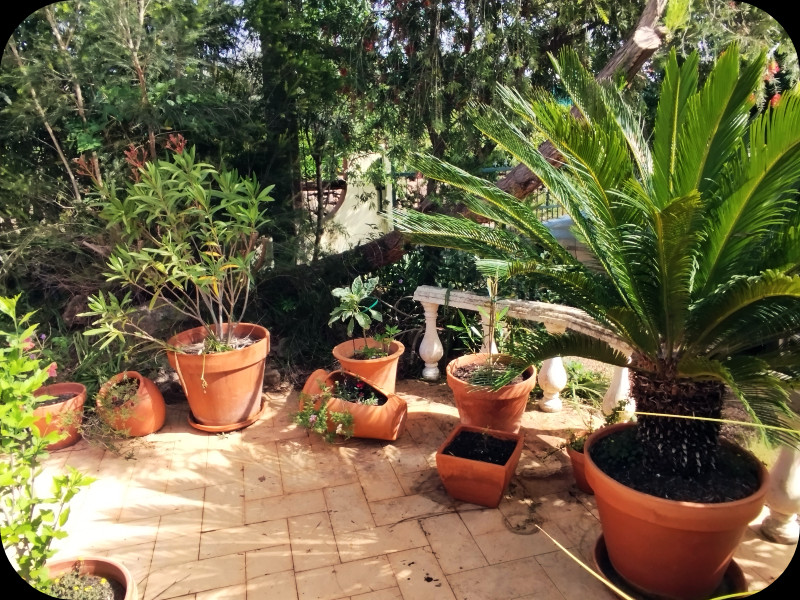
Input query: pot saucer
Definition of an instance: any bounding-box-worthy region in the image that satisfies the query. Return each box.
[187,394,267,432]
[593,534,747,600]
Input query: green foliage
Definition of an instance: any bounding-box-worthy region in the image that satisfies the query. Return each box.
[81,146,274,350]
[329,276,382,339]
[294,391,354,443]
[0,295,94,591]
[561,360,610,404]
[395,45,800,462]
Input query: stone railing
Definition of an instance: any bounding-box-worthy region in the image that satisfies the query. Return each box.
[412,285,634,415]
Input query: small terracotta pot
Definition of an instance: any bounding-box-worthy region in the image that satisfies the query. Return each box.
[446,353,536,433]
[47,556,136,600]
[332,338,404,394]
[300,369,407,441]
[96,371,166,437]
[584,422,768,600]
[33,383,86,451]
[566,444,594,495]
[435,424,523,508]
[166,323,269,429]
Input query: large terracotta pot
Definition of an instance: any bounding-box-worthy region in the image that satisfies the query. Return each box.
[166,323,269,430]
[33,383,86,451]
[446,353,537,433]
[300,369,407,441]
[566,444,593,495]
[332,337,404,394]
[47,556,136,600]
[435,423,523,508]
[584,422,769,600]
[96,371,166,437]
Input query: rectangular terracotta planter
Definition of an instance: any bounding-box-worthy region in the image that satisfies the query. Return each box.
[435,424,524,508]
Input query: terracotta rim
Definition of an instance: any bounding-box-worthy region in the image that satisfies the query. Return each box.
[186,394,267,432]
[47,556,136,600]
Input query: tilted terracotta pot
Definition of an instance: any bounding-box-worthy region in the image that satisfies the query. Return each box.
[300,369,407,441]
[566,444,593,495]
[435,423,523,508]
[332,337,404,394]
[446,353,536,433]
[33,383,86,451]
[96,371,166,437]
[584,422,768,600]
[167,323,269,429]
[47,556,136,600]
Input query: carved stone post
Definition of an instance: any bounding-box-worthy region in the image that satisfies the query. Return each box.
[538,357,567,413]
[603,365,635,419]
[418,301,444,381]
[761,446,800,544]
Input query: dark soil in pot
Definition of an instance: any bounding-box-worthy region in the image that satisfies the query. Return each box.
[332,374,388,406]
[36,393,78,408]
[453,362,528,386]
[442,430,517,465]
[49,571,126,600]
[589,426,762,503]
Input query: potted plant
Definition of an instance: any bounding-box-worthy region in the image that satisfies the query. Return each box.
[82,140,274,432]
[0,294,99,594]
[435,424,524,508]
[46,556,137,600]
[95,371,166,437]
[33,381,86,452]
[445,278,536,433]
[395,45,800,599]
[328,275,405,393]
[297,368,408,441]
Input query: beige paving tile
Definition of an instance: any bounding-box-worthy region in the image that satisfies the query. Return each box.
[295,556,396,600]
[95,540,155,593]
[54,515,161,555]
[735,524,798,586]
[199,520,289,560]
[381,439,430,474]
[153,526,201,569]
[395,469,451,503]
[386,546,456,600]
[288,512,340,571]
[336,520,428,563]
[535,549,618,599]
[165,453,209,493]
[420,513,488,574]
[350,588,403,600]
[119,486,205,522]
[447,556,563,600]
[245,544,294,578]
[245,490,326,525]
[246,569,298,600]
[202,480,245,532]
[243,442,283,501]
[353,458,405,503]
[196,583,246,600]
[157,508,204,540]
[369,494,452,527]
[144,552,245,600]
[279,440,358,494]
[324,483,375,534]
[129,456,176,492]
[459,508,560,564]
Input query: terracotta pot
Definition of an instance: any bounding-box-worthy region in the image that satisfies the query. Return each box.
[96,371,166,437]
[47,556,136,600]
[33,383,86,451]
[332,338,404,394]
[566,444,593,495]
[584,422,769,600]
[446,353,537,433]
[166,323,269,429]
[435,424,523,508]
[300,369,407,441]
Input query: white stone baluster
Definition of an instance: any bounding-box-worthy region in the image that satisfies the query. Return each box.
[418,301,444,381]
[603,365,635,420]
[479,310,498,355]
[761,445,800,544]
[538,357,567,413]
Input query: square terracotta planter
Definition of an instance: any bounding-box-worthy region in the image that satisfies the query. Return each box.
[435,424,524,508]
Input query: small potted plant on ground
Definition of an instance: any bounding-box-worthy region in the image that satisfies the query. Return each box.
[0,296,133,598]
[33,381,87,452]
[445,278,536,433]
[328,275,404,393]
[95,371,166,437]
[298,368,408,441]
[82,139,274,432]
[435,424,524,508]
[395,45,800,599]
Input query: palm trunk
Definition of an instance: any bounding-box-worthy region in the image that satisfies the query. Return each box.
[630,370,724,477]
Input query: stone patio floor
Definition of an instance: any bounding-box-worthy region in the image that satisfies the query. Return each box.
[43,378,797,600]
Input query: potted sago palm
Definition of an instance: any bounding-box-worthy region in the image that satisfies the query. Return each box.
[0,296,136,599]
[395,45,800,599]
[82,140,274,431]
[328,275,404,393]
